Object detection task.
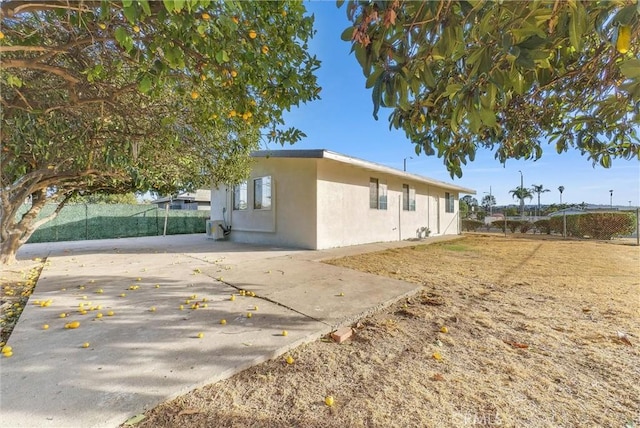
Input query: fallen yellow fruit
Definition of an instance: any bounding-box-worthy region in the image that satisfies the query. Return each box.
[201,12,210,20]
[197,332,204,339]
[96,313,103,319]
[150,307,156,312]
[3,351,13,358]
[246,312,252,318]
[133,25,140,33]
[286,355,294,364]
[191,91,199,100]
[230,295,236,301]
[325,395,334,406]
[120,293,126,297]
[82,342,90,348]
[261,45,269,54]
[440,326,448,333]
[432,351,443,361]
[282,330,288,336]
[43,324,49,330]
[107,311,114,316]
[65,321,80,329]
[2,345,12,354]
[248,29,257,39]
[59,313,67,318]
[220,319,227,325]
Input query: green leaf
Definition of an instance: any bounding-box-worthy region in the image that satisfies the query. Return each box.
[123,414,146,426]
[340,26,354,42]
[620,59,640,79]
[162,0,174,12]
[138,76,152,93]
[122,0,133,7]
[125,9,137,24]
[138,0,151,16]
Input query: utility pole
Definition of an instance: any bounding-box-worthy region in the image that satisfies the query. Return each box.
[403,156,413,172]
[609,189,613,209]
[518,170,524,219]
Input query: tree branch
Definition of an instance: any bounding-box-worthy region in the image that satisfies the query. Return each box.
[1,59,81,84]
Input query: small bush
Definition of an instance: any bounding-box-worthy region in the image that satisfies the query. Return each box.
[491,220,506,232]
[505,220,532,233]
[549,212,636,239]
[462,219,484,231]
[534,219,552,234]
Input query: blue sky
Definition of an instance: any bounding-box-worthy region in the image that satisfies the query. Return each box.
[266,1,640,207]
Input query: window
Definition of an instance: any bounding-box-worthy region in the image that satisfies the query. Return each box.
[445,192,455,213]
[370,178,387,210]
[233,182,247,210]
[369,178,378,209]
[403,184,416,211]
[253,176,272,210]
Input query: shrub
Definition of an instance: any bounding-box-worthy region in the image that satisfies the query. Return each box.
[549,212,636,239]
[462,219,484,231]
[491,220,506,232]
[505,220,532,233]
[534,219,552,234]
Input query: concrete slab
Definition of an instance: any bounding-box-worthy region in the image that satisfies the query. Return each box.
[1,234,457,428]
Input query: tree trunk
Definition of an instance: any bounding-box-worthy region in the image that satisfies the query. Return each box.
[0,189,70,265]
[0,232,22,265]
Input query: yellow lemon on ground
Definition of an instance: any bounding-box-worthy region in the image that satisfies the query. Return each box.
[155,284,160,288]
[96,289,103,294]
[230,70,238,78]
[3,351,13,358]
[82,342,90,348]
[150,307,156,312]
[107,311,114,316]
[43,324,49,330]
[96,313,103,319]
[440,326,448,333]
[261,45,269,54]
[282,330,288,336]
[59,313,67,318]
[433,351,443,361]
[2,345,12,354]
[230,295,236,301]
[191,91,199,100]
[65,321,80,329]
[254,305,259,311]
[133,25,140,33]
[197,332,204,339]
[98,23,106,30]
[201,13,210,20]
[247,312,252,318]
[179,305,184,310]
[220,319,227,325]
[286,355,294,364]
[325,396,334,406]
[248,30,257,39]
[80,310,87,315]
[120,293,126,297]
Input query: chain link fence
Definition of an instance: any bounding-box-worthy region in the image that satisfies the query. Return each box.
[462,209,639,245]
[17,204,209,244]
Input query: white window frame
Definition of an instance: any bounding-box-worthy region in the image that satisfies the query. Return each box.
[445,192,455,213]
[233,182,247,211]
[403,184,416,211]
[253,176,272,210]
[370,178,387,210]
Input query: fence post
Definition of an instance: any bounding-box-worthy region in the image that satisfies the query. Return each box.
[637,208,639,247]
[163,203,169,236]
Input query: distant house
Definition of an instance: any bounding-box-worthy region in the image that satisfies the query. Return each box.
[548,207,586,217]
[152,190,210,211]
[209,149,475,249]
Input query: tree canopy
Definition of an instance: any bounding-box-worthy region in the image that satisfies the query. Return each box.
[0,0,320,263]
[340,0,640,177]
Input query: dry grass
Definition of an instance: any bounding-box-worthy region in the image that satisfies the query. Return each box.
[132,235,639,427]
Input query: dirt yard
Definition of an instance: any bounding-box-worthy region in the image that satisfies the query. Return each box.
[122,235,635,426]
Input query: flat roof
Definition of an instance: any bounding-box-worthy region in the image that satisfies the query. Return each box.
[251,149,476,194]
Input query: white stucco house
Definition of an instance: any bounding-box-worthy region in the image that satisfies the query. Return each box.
[209,149,475,249]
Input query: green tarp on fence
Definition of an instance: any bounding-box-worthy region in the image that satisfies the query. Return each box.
[17,204,209,243]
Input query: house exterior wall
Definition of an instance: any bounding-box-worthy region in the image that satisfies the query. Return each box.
[315,159,460,249]
[211,153,465,250]
[211,158,318,248]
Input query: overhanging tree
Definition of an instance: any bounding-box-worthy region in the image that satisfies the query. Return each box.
[340,0,640,177]
[0,0,321,264]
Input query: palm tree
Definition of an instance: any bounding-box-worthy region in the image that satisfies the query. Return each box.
[531,185,550,217]
[509,186,533,217]
[558,186,565,205]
